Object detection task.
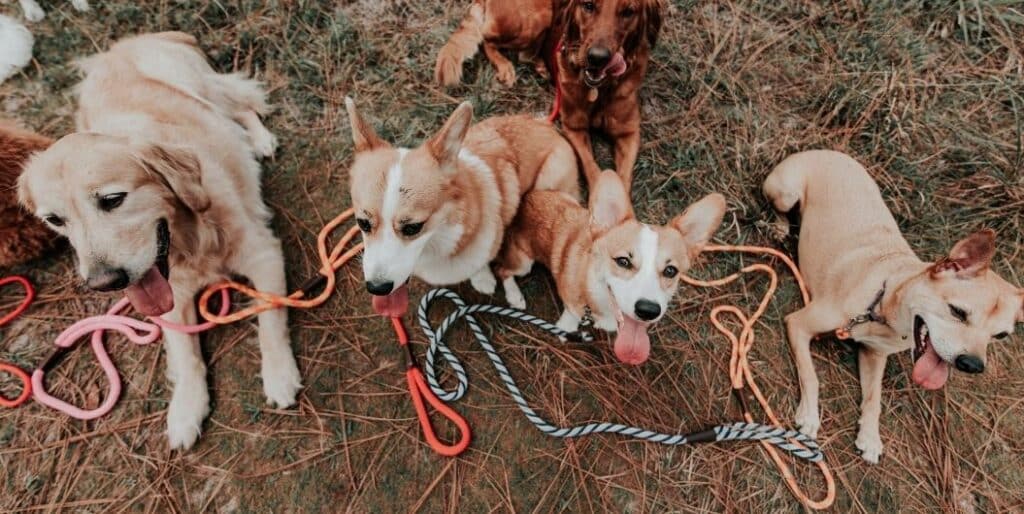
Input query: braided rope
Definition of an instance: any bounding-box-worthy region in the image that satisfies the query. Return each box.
[415,288,822,463]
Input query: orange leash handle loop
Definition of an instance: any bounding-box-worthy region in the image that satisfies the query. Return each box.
[391,317,471,456]
[1,276,35,408]
[681,246,836,510]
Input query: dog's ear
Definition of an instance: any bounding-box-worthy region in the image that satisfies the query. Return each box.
[345,97,388,153]
[16,165,36,213]
[589,171,634,235]
[562,0,582,46]
[427,102,473,170]
[931,229,997,279]
[134,143,210,213]
[642,0,664,48]
[671,193,726,259]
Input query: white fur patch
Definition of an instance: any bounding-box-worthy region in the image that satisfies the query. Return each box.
[0,15,33,84]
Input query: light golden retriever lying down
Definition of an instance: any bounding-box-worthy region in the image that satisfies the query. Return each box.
[19,32,300,450]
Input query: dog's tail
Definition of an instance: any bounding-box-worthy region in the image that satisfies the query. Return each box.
[435,2,485,86]
[763,152,816,214]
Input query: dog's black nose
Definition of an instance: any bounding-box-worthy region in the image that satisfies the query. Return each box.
[366,280,394,296]
[955,354,985,374]
[634,299,661,321]
[586,47,612,69]
[87,268,129,292]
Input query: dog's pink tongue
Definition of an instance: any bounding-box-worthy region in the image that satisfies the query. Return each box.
[604,52,627,77]
[614,315,650,365]
[371,283,409,317]
[125,266,174,317]
[912,345,950,390]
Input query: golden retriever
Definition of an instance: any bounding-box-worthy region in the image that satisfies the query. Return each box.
[19,32,299,450]
[435,0,664,194]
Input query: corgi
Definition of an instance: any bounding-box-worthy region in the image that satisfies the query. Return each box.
[344,98,579,315]
[764,150,1023,463]
[495,171,726,365]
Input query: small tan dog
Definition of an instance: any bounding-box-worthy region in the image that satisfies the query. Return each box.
[20,32,297,450]
[496,171,725,365]
[764,150,1023,463]
[344,99,579,315]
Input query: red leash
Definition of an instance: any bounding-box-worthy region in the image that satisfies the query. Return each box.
[0,276,35,408]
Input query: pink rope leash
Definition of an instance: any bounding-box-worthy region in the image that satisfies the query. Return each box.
[32,290,229,419]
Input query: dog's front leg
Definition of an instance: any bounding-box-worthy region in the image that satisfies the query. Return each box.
[611,128,640,195]
[855,347,887,463]
[561,125,602,190]
[234,231,302,408]
[163,291,210,450]
[784,302,843,439]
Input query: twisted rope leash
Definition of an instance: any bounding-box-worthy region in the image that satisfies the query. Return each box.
[414,288,823,463]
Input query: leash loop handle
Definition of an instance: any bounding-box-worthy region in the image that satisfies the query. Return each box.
[1,276,36,408]
[391,315,472,456]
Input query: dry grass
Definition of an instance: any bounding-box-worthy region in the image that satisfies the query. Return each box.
[2,0,1023,512]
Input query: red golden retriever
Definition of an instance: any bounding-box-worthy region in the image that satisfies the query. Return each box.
[435,0,664,195]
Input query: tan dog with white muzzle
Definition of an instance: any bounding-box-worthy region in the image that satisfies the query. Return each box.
[496,172,725,365]
[344,98,579,316]
[764,150,1023,463]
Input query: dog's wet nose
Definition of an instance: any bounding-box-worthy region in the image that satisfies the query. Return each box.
[634,299,661,321]
[87,268,130,292]
[586,47,612,68]
[366,280,394,296]
[955,354,985,374]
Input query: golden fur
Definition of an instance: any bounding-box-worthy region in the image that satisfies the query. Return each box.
[19,32,299,450]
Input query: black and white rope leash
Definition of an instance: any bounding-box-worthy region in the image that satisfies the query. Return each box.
[414,288,823,463]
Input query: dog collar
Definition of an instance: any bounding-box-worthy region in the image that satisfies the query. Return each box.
[836,283,887,340]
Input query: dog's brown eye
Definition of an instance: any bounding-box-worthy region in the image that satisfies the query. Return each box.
[98,192,126,212]
[614,256,632,269]
[356,218,372,232]
[581,1,596,13]
[621,7,635,17]
[401,222,424,237]
[44,215,65,227]
[662,265,678,278]
[949,304,968,323]
[994,332,1009,340]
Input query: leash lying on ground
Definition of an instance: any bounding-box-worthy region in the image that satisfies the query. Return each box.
[0,275,34,408]
[678,244,836,510]
[21,208,834,508]
[415,288,823,462]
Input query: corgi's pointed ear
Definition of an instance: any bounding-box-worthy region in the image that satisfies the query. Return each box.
[671,193,726,258]
[932,229,996,279]
[345,97,388,153]
[427,102,473,168]
[589,171,634,235]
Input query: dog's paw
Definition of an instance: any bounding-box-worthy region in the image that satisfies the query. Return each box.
[250,127,279,158]
[794,401,820,439]
[262,351,302,408]
[470,269,497,296]
[22,2,46,22]
[166,385,210,450]
[506,288,526,310]
[70,0,91,12]
[494,64,516,87]
[855,430,883,464]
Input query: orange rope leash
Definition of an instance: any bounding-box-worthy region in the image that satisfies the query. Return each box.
[195,208,471,456]
[681,244,835,510]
